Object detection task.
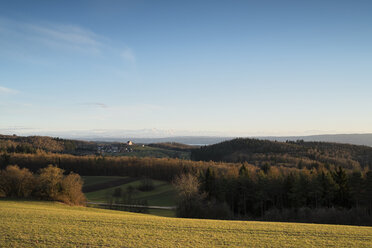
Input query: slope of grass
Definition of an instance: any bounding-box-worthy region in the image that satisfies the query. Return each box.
[81,176,126,187]
[117,145,191,159]
[83,176,176,217]
[84,178,176,207]
[1,201,371,247]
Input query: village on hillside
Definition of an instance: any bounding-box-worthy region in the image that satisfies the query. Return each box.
[97,141,136,154]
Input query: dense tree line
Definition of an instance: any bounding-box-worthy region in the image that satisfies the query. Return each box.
[0,152,240,181]
[0,165,85,205]
[181,164,372,225]
[191,138,372,170]
[174,173,231,219]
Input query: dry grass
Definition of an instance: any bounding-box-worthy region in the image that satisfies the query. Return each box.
[0,200,371,247]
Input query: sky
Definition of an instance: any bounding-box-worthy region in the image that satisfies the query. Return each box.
[0,0,372,138]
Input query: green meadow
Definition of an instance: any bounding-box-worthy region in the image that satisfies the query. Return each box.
[82,176,128,187]
[1,200,371,247]
[82,176,177,217]
[114,145,190,159]
[84,178,176,205]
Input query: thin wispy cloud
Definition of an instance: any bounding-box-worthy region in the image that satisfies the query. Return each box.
[78,102,161,112]
[121,47,136,63]
[0,17,135,58]
[0,18,102,53]
[28,24,100,47]
[79,102,109,109]
[0,86,18,94]
[110,104,162,112]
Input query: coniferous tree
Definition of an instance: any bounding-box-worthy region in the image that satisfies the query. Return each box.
[332,166,350,207]
[203,167,216,198]
[318,171,337,207]
[349,171,364,208]
[364,171,372,215]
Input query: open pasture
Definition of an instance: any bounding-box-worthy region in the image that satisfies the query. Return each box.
[0,201,371,247]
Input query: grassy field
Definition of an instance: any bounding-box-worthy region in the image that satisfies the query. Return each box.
[82,176,177,217]
[82,176,127,187]
[1,201,371,247]
[84,178,176,206]
[113,145,191,159]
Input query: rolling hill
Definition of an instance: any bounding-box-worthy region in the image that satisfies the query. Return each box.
[191,138,372,170]
[261,133,372,147]
[1,201,371,247]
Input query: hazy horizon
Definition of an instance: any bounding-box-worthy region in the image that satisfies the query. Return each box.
[1,1,372,136]
[1,127,372,140]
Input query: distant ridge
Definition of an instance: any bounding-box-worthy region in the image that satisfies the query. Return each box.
[190,137,372,170]
[90,136,233,145]
[260,133,372,147]
[2,132,372,147]
[93,133,372,147]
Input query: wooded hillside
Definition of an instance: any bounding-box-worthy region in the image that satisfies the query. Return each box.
[0,134,96,154]
[191,138,372,170]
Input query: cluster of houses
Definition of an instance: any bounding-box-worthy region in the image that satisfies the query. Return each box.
[97,141,134,154]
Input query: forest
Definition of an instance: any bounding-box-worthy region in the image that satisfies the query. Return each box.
[191,138,372,170]
[1,135,372,225]
[0,134,97,154]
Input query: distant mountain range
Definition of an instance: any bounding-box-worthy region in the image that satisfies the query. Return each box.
[91,133,372,147]
[2,128,372,147]
[90,136,233,145]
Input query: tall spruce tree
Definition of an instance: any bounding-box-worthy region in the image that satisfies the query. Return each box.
[332,166,350,207]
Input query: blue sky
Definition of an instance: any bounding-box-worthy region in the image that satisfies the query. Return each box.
[1,0,372,137]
